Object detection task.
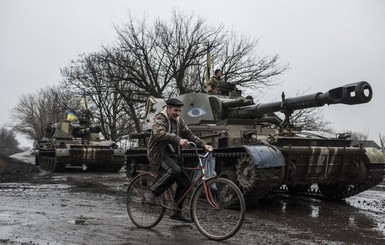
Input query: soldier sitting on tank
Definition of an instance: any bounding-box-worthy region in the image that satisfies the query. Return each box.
[44,122,54,138]
[78,108,93,126]
[206,69,239,96]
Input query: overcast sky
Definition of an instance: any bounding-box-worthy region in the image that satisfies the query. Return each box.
[1,0,384,147]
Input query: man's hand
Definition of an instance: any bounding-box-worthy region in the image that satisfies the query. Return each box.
[179,139,189,148]
[204,144,213,152]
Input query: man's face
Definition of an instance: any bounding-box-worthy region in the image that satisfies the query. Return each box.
[166,106,182,120]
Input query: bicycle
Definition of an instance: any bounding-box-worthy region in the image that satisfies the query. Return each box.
[126,142,246,241]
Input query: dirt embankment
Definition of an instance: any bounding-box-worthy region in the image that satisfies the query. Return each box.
[0,155,39,183]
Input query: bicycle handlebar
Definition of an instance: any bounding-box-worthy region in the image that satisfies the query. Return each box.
[188,142,211,158]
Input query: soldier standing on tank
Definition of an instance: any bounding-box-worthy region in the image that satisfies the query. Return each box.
[207,69,236,95]
[206,69,222,94]
[44,122,54,138]
[144,98,213,223]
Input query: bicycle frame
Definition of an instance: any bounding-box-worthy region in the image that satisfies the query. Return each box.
[135,142,218,210]
[182,167,218,207]
[170,166,218,210]
[168,142,218,209]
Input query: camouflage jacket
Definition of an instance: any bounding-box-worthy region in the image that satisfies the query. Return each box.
[147,109,206,165]
[207,76,232,95]
[206,75,221,94]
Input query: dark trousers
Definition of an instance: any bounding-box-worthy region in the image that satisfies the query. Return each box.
[149,154,191,210]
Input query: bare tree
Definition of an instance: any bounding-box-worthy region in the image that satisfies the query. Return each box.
[290,108,331,131]
[379,133,385,152]
[109,10,286,96]
[0,127,20,155]
[61,53,135,141]
[215,30,286,92]
[10,86,80,143]
[281,89,331,131]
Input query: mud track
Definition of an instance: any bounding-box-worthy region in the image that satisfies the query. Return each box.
[1,152,385,244]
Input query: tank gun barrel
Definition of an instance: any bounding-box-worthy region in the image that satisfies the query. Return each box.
[227,81,372,118]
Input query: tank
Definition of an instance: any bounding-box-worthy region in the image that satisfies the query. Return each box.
[125,81,385,204]
[35,109,125,172]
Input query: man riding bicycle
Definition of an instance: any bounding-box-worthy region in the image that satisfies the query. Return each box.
[145,98,213,223]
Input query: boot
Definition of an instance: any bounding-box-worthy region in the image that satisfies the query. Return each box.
[170,210,192,223]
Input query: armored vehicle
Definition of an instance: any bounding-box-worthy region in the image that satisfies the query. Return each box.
[35,110,125,172]
[125,81,385,204]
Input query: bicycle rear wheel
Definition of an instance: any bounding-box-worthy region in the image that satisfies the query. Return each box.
[126,174,166,228]
[190,177,246,241]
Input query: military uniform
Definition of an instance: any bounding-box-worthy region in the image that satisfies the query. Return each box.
[207,75,235,95]
[206,75,221,94]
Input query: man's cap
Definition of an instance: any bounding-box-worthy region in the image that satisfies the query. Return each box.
[166,98,184,107]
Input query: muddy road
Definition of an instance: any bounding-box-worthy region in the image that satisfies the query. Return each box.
[1,152,385,244]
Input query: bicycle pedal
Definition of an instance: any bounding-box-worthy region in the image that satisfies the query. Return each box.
[160,203,170,209]
[161,201,175,209]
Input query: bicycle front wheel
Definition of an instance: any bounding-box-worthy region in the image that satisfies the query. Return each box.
[126,174,166,228]
[191,177,246,241]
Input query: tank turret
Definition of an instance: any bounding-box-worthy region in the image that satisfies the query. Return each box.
[126,81,385,205]
[52,121,102,140]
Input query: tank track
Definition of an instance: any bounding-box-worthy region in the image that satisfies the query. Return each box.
[39,156,69,172]
[234,152,283,204]
[183,151,283,205]
[39,155,124,173]
[273,163,385,201]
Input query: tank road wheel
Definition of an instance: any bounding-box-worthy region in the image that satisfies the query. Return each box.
[349,160,368,184]
[235,155,257,191]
